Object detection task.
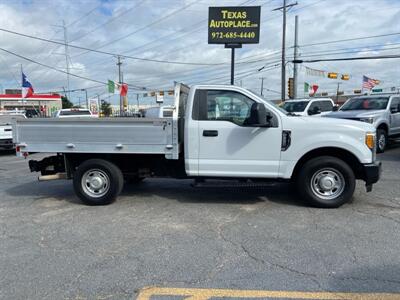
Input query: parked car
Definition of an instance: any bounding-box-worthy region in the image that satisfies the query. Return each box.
[13,83,380,208]
[143,106,174,118]
[0,113,26,150]
[325,94,400,152]
[53,108,98,118]
[281,98,335,116]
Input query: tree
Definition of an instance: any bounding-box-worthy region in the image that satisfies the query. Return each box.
[100,100,112,117]
[61,96,73,109]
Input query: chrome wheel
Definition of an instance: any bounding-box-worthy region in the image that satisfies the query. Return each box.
[310,168,345,200]
[378,133,386,151]
[81,169,110,198]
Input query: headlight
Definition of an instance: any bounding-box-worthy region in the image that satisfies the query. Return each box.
[360,117,375,124]
[365,132,375,150]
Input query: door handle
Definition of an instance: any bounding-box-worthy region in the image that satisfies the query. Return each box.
[203,130,218,137]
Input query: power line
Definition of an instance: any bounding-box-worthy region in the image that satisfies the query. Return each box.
[298,32,400,48]
[72,0,198,58]
[0,27,224,66]
[293,54,400,63]
[68,0,147,43]
[0,47,146,89]
[66,4,101,28]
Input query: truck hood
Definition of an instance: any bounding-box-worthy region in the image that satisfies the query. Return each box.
[292,115,375,132]
[324,109,384,119]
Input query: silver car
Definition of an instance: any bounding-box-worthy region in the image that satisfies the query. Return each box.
[325,94,400,152]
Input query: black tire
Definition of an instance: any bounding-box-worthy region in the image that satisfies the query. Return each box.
[73,159,123,205]
[376,129,387,153]
[296,156,355,208]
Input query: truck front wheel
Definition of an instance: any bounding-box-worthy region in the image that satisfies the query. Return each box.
[296,156,355,208]
[73,159,123,205]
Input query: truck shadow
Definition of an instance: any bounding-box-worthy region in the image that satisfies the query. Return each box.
[122,179,306,207]
[5,179,306,207]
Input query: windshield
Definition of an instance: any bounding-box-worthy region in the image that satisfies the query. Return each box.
[248,89,288,115]
[282,101,308,113]
[340,97,389,111]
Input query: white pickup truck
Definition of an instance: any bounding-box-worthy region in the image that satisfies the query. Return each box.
[13,83,381,208]
[0,114,26,150]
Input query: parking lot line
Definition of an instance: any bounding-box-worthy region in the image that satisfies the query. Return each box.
[136,287,400,300]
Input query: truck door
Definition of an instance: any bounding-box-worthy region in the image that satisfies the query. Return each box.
[389,97,400,134]
[193,89,282,178]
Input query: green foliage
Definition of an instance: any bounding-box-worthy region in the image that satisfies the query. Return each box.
[61,96,73,109]
[100,100,112,116]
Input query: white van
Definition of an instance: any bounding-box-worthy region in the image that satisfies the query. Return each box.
[0,113,26,150]
[282,98,335,116]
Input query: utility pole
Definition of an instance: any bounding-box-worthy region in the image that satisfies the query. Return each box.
[273,1,298,101]
[336,82,342,104]
[136,94,140,111]
[81,89,88,109]
[260,77,265,96]
[62,20,70,102]
[293,15,299,99]
[116,56,123,115]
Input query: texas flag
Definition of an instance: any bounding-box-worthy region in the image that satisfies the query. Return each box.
[22,72,34,98]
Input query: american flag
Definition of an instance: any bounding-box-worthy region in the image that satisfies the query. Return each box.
[362,75,380,90]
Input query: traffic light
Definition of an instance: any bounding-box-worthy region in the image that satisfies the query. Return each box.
[327,72,338,79]
[341,74,350,80]
[288,77,294,99]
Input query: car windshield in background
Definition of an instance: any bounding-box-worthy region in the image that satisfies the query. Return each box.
[0,114,25,124]
[282,101,308,113]
[340,97,389,111]
[60,110,91,116]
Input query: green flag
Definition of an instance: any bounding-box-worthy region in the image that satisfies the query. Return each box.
[108,80,115,94]
[304,82,310,93]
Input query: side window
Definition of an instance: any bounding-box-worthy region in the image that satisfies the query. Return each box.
[320,100,333,112]
[390,98,400,112]
[308,101,320,111]
[206,90,255,126]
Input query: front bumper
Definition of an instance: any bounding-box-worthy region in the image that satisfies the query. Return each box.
[363,161,382,191]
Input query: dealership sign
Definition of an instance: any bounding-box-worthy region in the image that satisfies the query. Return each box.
[208,6,261,44]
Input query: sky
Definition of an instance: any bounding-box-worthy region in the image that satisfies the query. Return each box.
[0,0,399,106]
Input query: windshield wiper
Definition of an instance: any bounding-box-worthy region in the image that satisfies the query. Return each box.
[287,112,299,116]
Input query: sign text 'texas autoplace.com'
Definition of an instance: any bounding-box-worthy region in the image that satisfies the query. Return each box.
[208,6,261,44]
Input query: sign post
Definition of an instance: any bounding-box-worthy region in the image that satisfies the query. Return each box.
[208,6,261,85]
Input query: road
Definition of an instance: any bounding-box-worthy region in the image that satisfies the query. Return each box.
[0,143,400,299]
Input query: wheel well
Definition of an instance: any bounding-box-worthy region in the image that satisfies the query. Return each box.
[292,147,364,180]
[377,123,388,133]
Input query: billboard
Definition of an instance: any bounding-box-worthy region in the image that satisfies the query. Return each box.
[208,6,261,44]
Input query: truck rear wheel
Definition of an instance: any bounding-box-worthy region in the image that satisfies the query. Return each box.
[296,156,355,208]
[73,159,123,205]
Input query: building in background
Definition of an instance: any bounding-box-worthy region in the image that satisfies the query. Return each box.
[0,89,62,117]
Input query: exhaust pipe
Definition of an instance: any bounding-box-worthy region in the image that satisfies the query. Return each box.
[38,173,67,181]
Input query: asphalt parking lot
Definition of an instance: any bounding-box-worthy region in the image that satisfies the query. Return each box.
[1,143,400,299]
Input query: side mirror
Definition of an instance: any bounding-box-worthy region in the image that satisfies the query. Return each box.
[332,106,339,112]
[390,106,399,114]
[308,106,321,115]
[246,103,270,127]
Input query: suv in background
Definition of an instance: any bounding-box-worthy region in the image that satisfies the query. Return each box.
[325,94,400,152]
[281,98,335,116]
[53,108,98,118]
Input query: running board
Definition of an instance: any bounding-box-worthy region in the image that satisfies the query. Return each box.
[192,179,277,189]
